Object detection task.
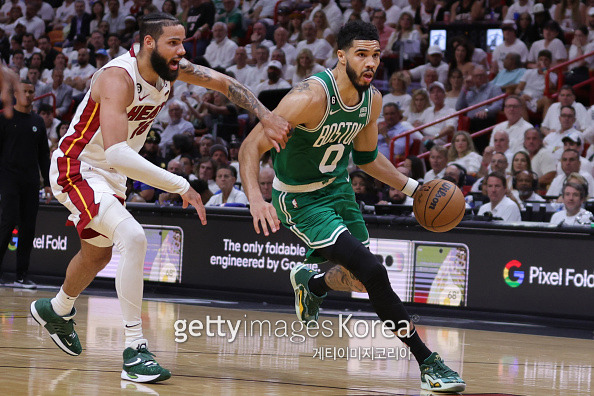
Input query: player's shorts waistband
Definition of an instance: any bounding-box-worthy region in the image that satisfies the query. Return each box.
[273,176,337,193]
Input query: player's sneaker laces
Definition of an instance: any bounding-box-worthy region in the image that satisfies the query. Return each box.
[121,339,171,383]
[30,298,82,356]
[290,264,326,323]
[420,352,466,393]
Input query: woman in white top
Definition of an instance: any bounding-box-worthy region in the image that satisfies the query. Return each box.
[445,68,463,110]
[554,0,586,32]
[312,10,335,47]
[448,131,483,175]
[550,182,593,225]
[290,48,325,86]
[382,71,412,118]
[385,11,420,57]
[405,88,431,127]
[288,12,305,45]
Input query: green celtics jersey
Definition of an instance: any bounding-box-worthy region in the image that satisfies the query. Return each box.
[271,70,373,191]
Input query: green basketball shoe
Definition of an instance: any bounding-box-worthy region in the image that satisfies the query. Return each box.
[420,352,466,393]
[290,264,326,323]
[121,339,171,383]
[30,298,82,356]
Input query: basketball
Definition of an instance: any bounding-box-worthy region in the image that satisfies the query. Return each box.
[413,179,465,233]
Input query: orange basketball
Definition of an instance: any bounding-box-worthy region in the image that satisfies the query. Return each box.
[413,179,465,233]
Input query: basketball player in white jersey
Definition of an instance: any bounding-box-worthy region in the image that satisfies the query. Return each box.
[30,13,290,383]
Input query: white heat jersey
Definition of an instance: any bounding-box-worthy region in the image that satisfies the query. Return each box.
[51,45,171,199]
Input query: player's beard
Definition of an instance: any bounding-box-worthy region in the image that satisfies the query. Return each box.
[150,44,179,82]
[345,59,373,95]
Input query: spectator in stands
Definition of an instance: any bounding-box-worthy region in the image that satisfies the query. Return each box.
[312,10,335,48]
[371,9,394,52]
[308,0,343,36]
[516,12,537,48]
[272,27,296,66]
[555,131,594,176]
[16,3,44,39]
[218,0,244,42]
[378,102,420,159]
[474,150,512,191]
[491,20,529,76]
[515,49,556,114]
[42,67,72,119]
[450,0,484,22]
[523,127,557,187]
[385,11,420,60]
[254,60,291,97]
[275,6,292,30]
[21,33,39,61]
[140,129,167,169]
[505,0,532,21]
[554,0,586,32]
[492,131,514,165]
[404,155,426,181]
[258,167,274,203]
[104,0,125,35]
[290,48,324,86]
[405,45,448,88]
[196,156,218,193]
[490,95,533,153]
[2,6,23,38]
[89,1,105,33]
[565,26,594,86]
[246,21,274,62]
[9,49,25,75]
[37,35,58,72]
[529,3,552,42]
[443,163,467,189]
[544,86,590,134]
[419,82,457,146]
[547,149,594,197]
[0,0,23,24]
[445,68,463,109]
[227,47,251,87]
[38,103,59,149]
[288,10,305,45]
[422,68,438,90]
[378,166,414,205]
[405,88,431,127]
[204,22,238,69]
[511,151,532,175]
[425,145,449,181]
[242,0,275,25]
[344,0,370,23]
[246,44,269,89]
[159,100,195,157]
[527,20,568,67]
[449,40,475,78]
[382,71,412,117]
[270,48,295,85]
[512,170,545,208]
[448,131,483,175]
[107,34,126,60]
[492,52,526,93]
[65,1,91,45]
[206,165,249,206]
[544,105,582,159]
[477,172,522,222]
[65,48,96,99]
[185,0,216,58]
[210,143,230,168]
[550,182,593,225]
[351,170,379,205]
[295,21,332,66]
[456,65,503,137]
[588,7,594,42]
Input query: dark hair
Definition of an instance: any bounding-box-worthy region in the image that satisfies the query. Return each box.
[487,172,507,188]
[537,49,552,60]
[139,12,182,48]
[405,155,426,180]
[218,164,237,179]
[563,182,587,200]
[337,20,379,51]
[38,103,53,114]
[560,105,576,115]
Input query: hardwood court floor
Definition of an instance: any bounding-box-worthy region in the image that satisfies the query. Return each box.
[0,288,592,396]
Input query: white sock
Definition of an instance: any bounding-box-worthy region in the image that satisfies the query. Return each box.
[124,322,144,347]
[51,286,78,317]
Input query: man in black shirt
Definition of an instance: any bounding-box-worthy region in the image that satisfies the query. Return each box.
[0,80,51,288]
[185,0,216,58]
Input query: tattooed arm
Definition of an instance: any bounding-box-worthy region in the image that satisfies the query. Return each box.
[177,59,290,151]
[325,265,367,292]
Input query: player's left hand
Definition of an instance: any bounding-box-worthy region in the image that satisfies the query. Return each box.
[249,199,280,236]
[43,186,53,204]
[261,113,291,152]
[181,187,207,225]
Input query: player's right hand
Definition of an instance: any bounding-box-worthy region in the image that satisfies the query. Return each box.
[250,199,280,236]
[181,187,207,225]
[0,66,24,119]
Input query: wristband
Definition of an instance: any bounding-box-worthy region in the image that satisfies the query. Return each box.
[401,177,419,197]
[353,147,378,165]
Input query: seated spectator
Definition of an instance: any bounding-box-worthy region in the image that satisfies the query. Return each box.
[555,131,594,176]
[477,172,522,222]
[505,0,532,21]
[272,26,296,66]
[473,151,512,192]
[378,166,414,205]
[344,0,370,24]
[140,129,167,169]
[405,88,431,127]
[404,45,448,88]
[511,170,545,208]
[107,33,127,60]
[312,10,336,49]
[41,52,67,84]
[103,0,125,36]
[522,127,557,187]
[515,49,556,114]
[245,44,269,90]
[210,144,230,167]
[65,48,96,98]
[227,47,251,87]
[491,20,529,76]
[492,131,514,165]
[242,0,275,26]
[445,68,463,110]
[444,163,468,190]
[196,91,239,142]
[290,48,325,86]
[528,4,552,43]
[425,145,449,182]
[159,100,195,156]
[254,60,291,97]
[418,82,457,146]
[259,167,274,202]
[542,86,588,135]
[516,12,538,48]
[385,11,420,61]
[218,0,245,42]
[448,131,482,175]
[351,170,379,205]
[491,52,526,92]
[450,0,484,22]
[511,151,532,175]
[206,165,249,206]
[196,157,219,194]
[403,155,426,182]
[184,0,216,58]
[377,103,420,159]
[270,48,295,85]
[554,0,586,32]
[41,67,73,119]
[16,3,44,39]
[456,65,503,145]
[295,20,332,66]
[449,40,475,78]
[489,96,533,154]
[38,103,60,148]
[527,20,568,68]
[550,183,593,225]
[565,26,594,86]
[547,149,594,197]
[371,9,394,52]
[204,22,238,69]
[382,71,412,118]
[288,10,305,45]
[65,0,91,45]
[422,68,439,92]
[307,0,343,36]
[543,105,583,159]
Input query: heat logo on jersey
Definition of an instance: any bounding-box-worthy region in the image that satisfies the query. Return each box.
[127,102,166,139]
[503,260,524,288]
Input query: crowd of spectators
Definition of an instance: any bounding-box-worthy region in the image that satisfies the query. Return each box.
[5,0,594,223]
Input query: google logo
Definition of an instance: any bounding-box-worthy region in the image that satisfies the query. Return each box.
[503,260,524,288]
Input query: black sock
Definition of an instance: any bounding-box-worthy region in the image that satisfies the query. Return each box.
[400,328,432,365]
[308,273,331,296]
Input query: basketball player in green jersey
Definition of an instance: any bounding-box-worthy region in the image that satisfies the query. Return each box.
[240,21,465,393]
